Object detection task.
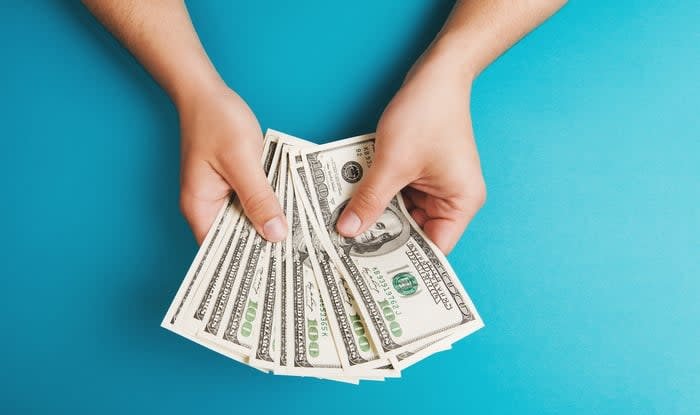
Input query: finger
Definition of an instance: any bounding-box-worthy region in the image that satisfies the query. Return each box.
[422,218,465,254]
[422,204,480,254]
[181,193,227,244]
[427,182,487,253]
[216,150,287,242]
[336,156,409,237]
[402,187,428,210]
[402,191,416,211]
[180,158,231,244]
[410,208,428,227]
[407,187,430,212]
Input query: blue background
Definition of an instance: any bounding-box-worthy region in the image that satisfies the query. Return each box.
[1,1,698,414]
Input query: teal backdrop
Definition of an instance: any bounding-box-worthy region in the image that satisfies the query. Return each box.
[1,1,698,414]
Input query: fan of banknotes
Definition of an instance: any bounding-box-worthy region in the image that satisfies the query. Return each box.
[161,129,484,383]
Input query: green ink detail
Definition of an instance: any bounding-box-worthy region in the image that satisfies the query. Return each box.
[307,319,320,357]
[349,313,370,352]
[241,300,258,337]
[378,299,402,337]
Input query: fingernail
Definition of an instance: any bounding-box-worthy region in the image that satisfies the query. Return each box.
[337,211,361,236]
[263,216,287,242]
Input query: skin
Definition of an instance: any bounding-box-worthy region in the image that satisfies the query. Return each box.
[82,0,566,253]
[82,1,285,244]
[342,210,402,246]
[336,0,567,253]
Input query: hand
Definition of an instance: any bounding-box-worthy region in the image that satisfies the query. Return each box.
[336,51,485,254]
[178,83,287,244]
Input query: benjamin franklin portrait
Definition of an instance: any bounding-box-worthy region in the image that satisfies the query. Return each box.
[330,200,411,257]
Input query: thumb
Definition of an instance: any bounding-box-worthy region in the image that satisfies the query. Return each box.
[336,157,408,237]
[218,154,287,242]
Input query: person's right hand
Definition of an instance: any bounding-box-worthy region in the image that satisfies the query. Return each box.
[177,83,287,244]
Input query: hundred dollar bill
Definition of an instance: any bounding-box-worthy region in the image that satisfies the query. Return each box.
[161,197,235,328]
[248,145,292,369]
[244,133,316,369]
[163,129,477,382]
[258,131,317,372]
[196,147,284,358]
[281,178,347,377]
[161,135,277,334]
[266,134,382,381]
[299,134,484,358]
[293,150,445,374]
[391,334,453,371]
[255,149,360,383]
[289,153,398,375]
[160,136,280,367]
[182,207,248,337]
[277,156,294,372]
[292,173,388,382]
[188,137,282,337]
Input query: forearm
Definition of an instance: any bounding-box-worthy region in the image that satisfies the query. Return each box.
[424,0,566,81]
[82,0,222,108]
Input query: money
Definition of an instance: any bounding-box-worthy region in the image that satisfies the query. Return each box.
[195,139,283,359]
[247,146,288,370]
[161,129,483,382]
[298,135,484,358]
[290,152,399,376]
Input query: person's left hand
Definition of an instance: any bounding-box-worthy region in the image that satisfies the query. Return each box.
[336,49,486,254]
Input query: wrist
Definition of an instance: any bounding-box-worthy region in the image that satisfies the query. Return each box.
[422,32,479,85]
[171,69,227,113]
[405,40,474,95]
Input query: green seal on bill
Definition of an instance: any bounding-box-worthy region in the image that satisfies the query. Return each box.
[392,272,418,296]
